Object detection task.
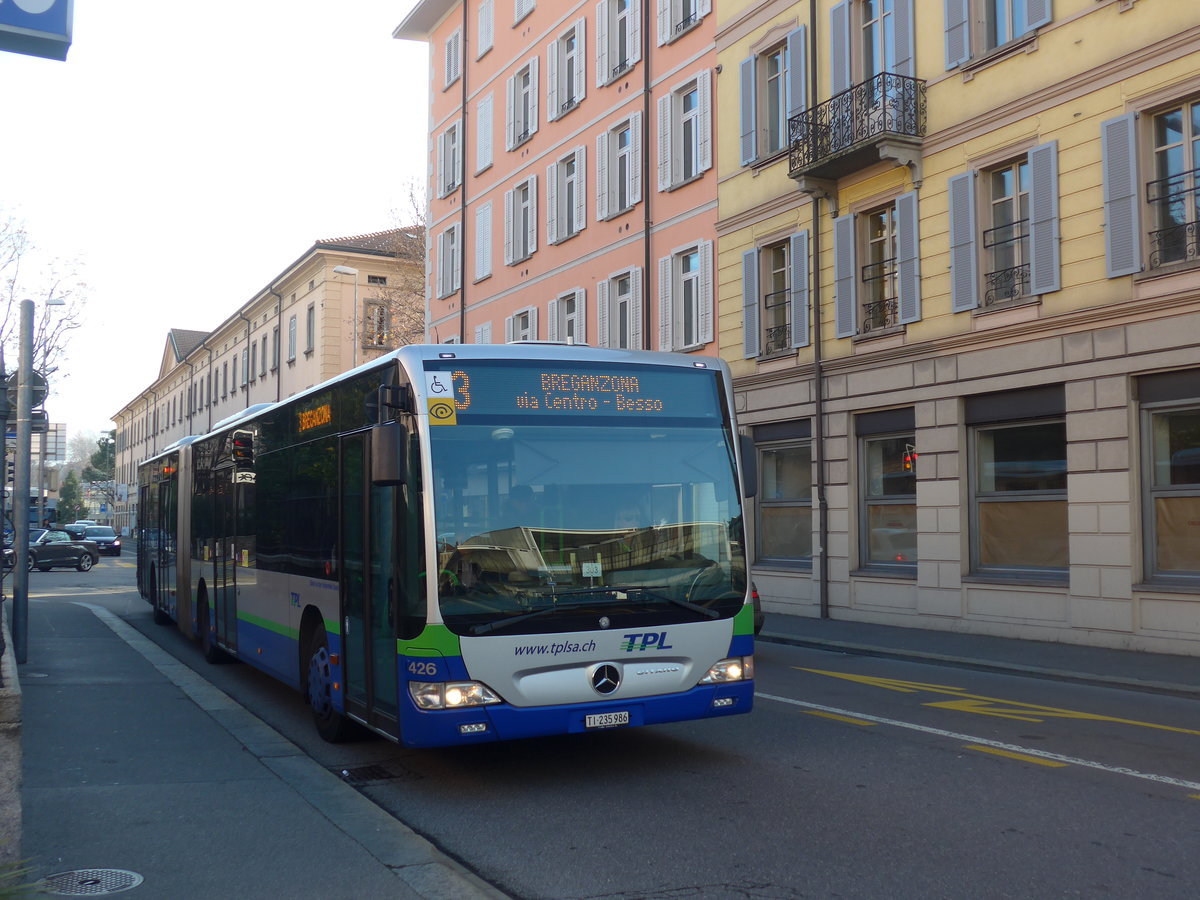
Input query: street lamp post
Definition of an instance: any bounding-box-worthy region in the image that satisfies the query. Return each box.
[333,265,360,369]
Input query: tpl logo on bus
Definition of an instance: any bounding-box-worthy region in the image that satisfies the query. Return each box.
[621,632,673,653]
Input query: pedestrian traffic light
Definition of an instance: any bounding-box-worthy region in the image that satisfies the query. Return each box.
[231,430,254,467]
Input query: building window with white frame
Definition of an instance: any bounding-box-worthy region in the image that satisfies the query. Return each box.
[982,157,1031,305]
[742,232,809,359]
[834,191,921,337]
[547,147,586,245]
[597,268,642,349]
[945,0,1051,69]
[473,322,493,344]
[305,303,315,354]
[437,223,463,298]
[739,27,806,167]
[658,241,712,351]
[444,28,462,89]
[597,114,641,220]
[597,0,641,86]
[505,306,538,342]
[514,0,535,25]
[504,177,537,265]
[548,19,586,120]
[657,0,710,45]
[288,317,297,362]
[658,71,711,191]
[272,325,280,370]
[506,58,539,149]
[756,424,813,564]
[1139,369,1200,584]
[476,93,494,174]
[477,0,494,58]
[548,288,586,343]
[437,120,462,197]
[364,302,389,348]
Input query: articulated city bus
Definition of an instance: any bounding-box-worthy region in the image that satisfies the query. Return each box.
[138,344,755,747]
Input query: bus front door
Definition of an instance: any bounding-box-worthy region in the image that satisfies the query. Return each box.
[211,472,239,653]
[339,432,400,736]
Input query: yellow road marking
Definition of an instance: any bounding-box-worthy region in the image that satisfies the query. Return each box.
[804,710,876,727]
[800,668,1200,736]
[964,744,1069,767]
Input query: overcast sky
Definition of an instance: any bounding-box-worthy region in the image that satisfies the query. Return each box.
[1,0,428,445]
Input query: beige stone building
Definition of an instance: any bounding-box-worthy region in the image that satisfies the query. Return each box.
[112,230,421,535]
[716,0,1200,655]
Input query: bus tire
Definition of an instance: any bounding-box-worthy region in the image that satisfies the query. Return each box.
[198,590,225,664]
[305,625,358,743]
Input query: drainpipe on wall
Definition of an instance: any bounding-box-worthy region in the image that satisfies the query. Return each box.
[641,0,653,346]
[459,0,470,345]
[809,0,829,619]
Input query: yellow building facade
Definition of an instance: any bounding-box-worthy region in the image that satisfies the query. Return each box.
[717,0,1200,654]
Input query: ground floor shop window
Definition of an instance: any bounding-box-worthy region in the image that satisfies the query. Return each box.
[1142,375,1200,581]
[755,421,812,564]
[861,433,917,569]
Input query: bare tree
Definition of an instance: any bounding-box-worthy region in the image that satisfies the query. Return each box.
[0,212,86,381]
[379,177,427,347]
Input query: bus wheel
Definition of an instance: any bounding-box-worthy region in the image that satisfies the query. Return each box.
[306,625,357,743]
[199,593,224,664]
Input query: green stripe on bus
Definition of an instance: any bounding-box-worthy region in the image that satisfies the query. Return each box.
[733,603,755,636]
[237,610,299,640]
[398,623,461,657]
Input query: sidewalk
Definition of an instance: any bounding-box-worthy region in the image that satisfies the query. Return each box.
[16,597,507,900]
[758,613,1200,698]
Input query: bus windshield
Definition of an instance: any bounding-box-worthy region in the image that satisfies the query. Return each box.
[426,360,746,636]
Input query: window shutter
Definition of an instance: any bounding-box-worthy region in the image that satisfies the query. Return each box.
[630,267,644,349]
[658,256,673,350]
[1023,0,1051,32]
[893,0,914,78]
[833,213,857,338]
[698,0,711,18]
[896,190,921,324]
[546,162,560,245]
[656,0,669,46]
[478,0,494,57]
[504,188,515,265]
[435,231,446,297]
[575,289,587,343]
[477,94,494,173]
[474,324,486,344]
[528,57,539,136]
[657,93,672,190]
[948,170,979,312]
[629,0,641,65]
[830,2,851,95]
[574,18,587,104]
[548,298,560,341]
[596,0,610,87]
[527,176,538,254]
[786,26,807,122]
[547,37,560,121]
[574,146,587,231]
[475,203,492,280]
[742,249,760,359]
[1101,112,1142,278]
[597,279,610,348]
[630,112,643,203]
[699,241,714,344]
[739,56,757,167]
[451,225,462,292]
[698,70,712,173]
[529,306,539,340]
[437,131,448,197]
[505,315,515,343]
[596,131,610,220]
[505,75,516,149]
[1027,141,1061,295]
[944,0,970,70]
[790,230,810,348]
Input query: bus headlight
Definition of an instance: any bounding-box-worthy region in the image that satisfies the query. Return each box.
[699,656,754,684]
[409,681,502,710]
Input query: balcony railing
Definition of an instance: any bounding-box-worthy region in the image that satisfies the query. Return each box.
[983,220,1030,305]
[1146,167,1200,268]
[762,289,791,355]
[789,72,926,181]
[861,298,899,333]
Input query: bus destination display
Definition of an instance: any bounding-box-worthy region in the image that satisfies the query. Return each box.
[423,361,720,422]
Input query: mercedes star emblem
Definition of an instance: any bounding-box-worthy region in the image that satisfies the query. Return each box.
[591,664,620,695]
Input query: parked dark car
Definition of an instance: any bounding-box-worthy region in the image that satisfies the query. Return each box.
[4,528,100,572]
[82,525,122,556]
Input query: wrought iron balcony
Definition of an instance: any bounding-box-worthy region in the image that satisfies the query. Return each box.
[1146,167,1200,268]
[789,72,926,182]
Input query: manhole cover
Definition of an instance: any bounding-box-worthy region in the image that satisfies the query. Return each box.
[40,869,144,896]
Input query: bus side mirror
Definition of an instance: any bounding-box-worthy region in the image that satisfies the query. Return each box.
[739,434,757,499]
[372,420,407,486]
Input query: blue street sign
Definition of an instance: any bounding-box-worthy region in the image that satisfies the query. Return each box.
[0,0,73,62]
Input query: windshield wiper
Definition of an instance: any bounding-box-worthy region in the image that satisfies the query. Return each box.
[469,595,616,636]
[616,587,720,620]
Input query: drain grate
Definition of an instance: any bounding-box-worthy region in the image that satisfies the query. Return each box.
[338,763,400,785]
[40,869,144,896]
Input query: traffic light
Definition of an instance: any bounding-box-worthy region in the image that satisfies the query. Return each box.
[5,458,13,484]
[903,443,918,472]
[231,430,255,467]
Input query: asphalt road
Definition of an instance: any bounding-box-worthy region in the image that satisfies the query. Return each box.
[31,557,1200,899]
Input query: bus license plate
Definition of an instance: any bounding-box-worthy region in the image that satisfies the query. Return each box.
[585,711,630,729]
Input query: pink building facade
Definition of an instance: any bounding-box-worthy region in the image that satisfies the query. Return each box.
[396,0,719,355]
